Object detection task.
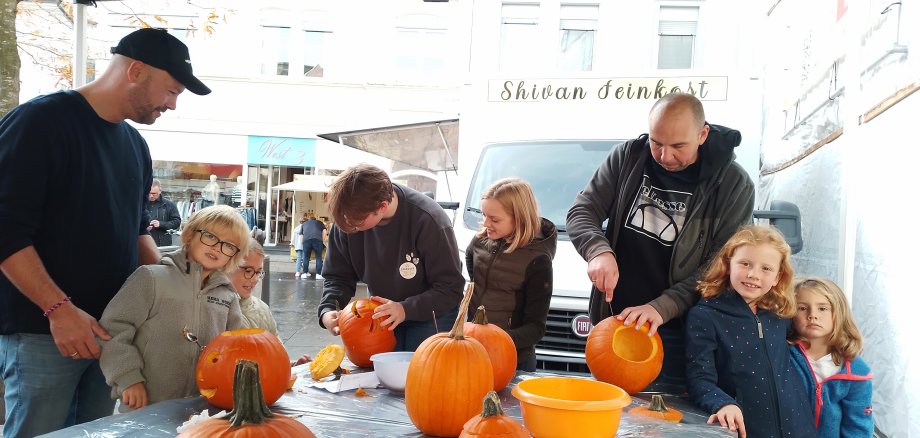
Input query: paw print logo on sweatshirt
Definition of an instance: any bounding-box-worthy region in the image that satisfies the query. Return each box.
[399,252,419,279]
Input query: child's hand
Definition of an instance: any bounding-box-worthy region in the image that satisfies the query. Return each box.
[291,354,311,367]
[708,404,746,438]
[370,297,406,330]
[122,382,149,410]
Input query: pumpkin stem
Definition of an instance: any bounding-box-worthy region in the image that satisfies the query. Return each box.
[473,305,489,325]
[480,391,505,418]
[648,394,671,413]
[222,359,275,427]
[449,283,475,339]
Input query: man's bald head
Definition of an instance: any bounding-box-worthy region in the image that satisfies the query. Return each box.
[649,93,705,129]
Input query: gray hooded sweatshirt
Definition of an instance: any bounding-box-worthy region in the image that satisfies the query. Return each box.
[99,249,247,404]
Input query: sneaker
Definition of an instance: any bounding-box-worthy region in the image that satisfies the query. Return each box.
[300,273,308,279]
[315,274,324,280]
[295,272,301,277]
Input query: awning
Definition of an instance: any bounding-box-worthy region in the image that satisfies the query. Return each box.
[317,119,459,173]
[271,175,336,192]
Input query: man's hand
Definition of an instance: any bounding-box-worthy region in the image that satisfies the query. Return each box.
[122,383,148,410]
[370,296,406,331]
[49,303,111,359]
[708,404,746,438]
[616,304,664,336]
[321,310,341,335]
[587,252,619,302]
[149,219,160,228]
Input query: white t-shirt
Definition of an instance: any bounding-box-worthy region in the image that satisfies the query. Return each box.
[809,353,843,383]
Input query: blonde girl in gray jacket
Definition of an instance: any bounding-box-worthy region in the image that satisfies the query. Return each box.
[100,205,251,411]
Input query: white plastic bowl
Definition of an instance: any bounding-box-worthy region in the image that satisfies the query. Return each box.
[370,351,413,391]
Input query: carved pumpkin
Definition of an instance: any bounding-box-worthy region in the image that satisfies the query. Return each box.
[629,394,683,423]
[405,284,494,437]
[459,391,529,437]
[309,344,345,380]
[585,316,663,394]
[179,360,315,437]
[338,299,397,367]
[463,306,517,391]
[196,328,291,409]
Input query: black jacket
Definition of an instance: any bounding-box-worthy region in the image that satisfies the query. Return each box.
[686,291,817,438]
[146,196,181,247]
[567,124,755,325]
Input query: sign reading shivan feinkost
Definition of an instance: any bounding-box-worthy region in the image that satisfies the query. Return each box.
[488,76,728,102]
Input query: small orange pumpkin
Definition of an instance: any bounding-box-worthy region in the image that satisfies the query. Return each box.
[196,328,291,409]
[459,391,529,437]
[630,394,683,422]
[463,305,518,391]
[405,284,494,437]
[585,316,663,394]
[179,360,315,437]
[338,299,397,367]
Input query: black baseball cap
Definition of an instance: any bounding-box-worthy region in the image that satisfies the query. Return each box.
[111,28,211,95]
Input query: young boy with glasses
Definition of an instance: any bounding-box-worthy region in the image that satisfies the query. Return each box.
[98,205,250,411]
[229,239,275,335]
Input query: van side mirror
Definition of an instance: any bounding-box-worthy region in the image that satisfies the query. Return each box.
[753,200,803,254]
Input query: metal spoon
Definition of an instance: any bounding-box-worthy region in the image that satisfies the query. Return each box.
[183,325,204,350]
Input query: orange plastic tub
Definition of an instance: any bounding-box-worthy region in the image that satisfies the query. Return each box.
[511,376,631,438]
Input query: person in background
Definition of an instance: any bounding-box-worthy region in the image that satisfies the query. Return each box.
[789,277,873,437]
[146,178,182,247]
[100,206,249,411]
[466,178,556,372]
[301,213,327,280]
[317,163,465,352]
[0,28,210,436]
[566,92,754,392]
[292,217,305,278]
[685,225,816,438]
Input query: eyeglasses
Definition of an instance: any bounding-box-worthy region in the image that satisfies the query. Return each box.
[195,230,241,257]
[240,266,264,280]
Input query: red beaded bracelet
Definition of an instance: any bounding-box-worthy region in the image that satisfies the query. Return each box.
[43,296,72,317]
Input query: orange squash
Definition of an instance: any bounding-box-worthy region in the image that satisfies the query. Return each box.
[585,316,663,394]
[179,360,315,437]
[196,328,291,409]
[338,299,397,367]
[459,391,529,437]
[463,305,517,391]
[405,284,494,437]
[630,394,683,422]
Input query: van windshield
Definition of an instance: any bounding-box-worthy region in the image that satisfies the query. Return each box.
[463,140,621,235]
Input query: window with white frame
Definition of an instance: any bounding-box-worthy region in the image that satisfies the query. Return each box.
[303,29,331,76]
[657,5,698,69]
[394,26,448,74]
[500,3,540,71]
[261,25,291,76]
[558,4,598,71]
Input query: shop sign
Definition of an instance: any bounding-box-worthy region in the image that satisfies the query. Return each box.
[488,76,728,102]
[247,136,316,166]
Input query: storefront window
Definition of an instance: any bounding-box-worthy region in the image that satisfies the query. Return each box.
[152,160,244,225]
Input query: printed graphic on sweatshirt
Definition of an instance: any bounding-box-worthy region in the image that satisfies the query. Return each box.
[399,252,420,279]
[624,174,692,246]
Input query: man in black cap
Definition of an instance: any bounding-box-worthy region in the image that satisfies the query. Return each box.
[0,28,210,436]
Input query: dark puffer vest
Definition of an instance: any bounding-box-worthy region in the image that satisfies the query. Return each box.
[466,218,557,369]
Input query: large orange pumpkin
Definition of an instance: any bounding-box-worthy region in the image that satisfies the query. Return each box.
[405,285,494,437]
[196,328,291,409]
[338,299,397,367]
[459,391,529,437]
[179,360,315,438]
[463,305,517,391]
[585,316,663,394]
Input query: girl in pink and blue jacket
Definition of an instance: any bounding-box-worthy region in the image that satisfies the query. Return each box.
[789,277,873,437]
